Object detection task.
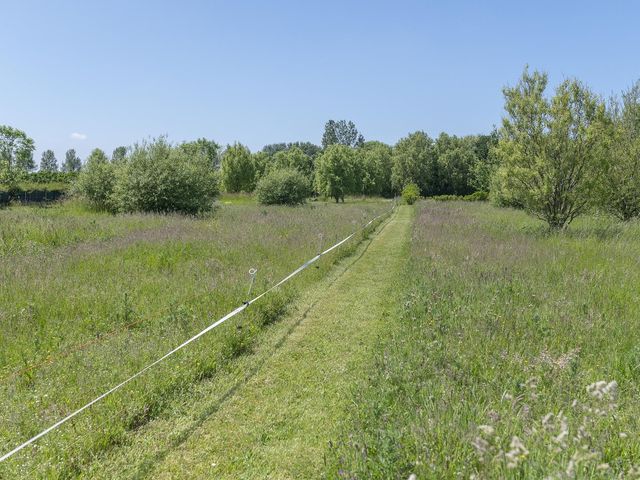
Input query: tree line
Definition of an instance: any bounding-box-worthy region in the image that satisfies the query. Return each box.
[218,121,497,203]
[0,119,497,209]
[1,67,638,227]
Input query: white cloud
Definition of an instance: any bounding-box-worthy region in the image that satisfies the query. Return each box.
[70,132,87,140]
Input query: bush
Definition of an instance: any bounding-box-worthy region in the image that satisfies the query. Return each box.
[73,150,116,210]
[431,191,489,202]
[401,183,420,205]
[111,138,219,214]
[431,194,460,202]
[464,190,489,201]
[255,168,311,205]
[27,171,78,184]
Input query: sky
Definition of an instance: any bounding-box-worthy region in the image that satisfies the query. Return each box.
[1,0,639,164]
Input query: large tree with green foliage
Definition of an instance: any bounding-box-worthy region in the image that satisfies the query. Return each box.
[252,151,271,183]
[0,125,35,186]
[434,133,477,195]
[271,146,314,181]
[598,80,640,220]
[39,149,58,172]
[357,141,394,197]
[315,144,356,202]
[391,131,438,196]
[63,149,82,172]
[112,146,127,163]
[493,68,609,229]
[322,120,365,149]
[220,143,255,192]
[262,142,322,159]
[470,129,499,192]
[179,138,220,168]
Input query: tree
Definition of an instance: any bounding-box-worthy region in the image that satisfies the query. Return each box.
[74,148,115,210]
[262,142,322,159]
[470,130,500,192]
[271,146,314,181]
[220,143,255,192]
[39,149,58,172]
[494,68,608,229]
[261,143,289,156]
[357,141,394,197]
[252,151,272,183]
[0,125,35,186]
[289,142,322,159]
[391,131,438,196]
[63,149,82,172]
[179,138,220,168]
[435,133,477,195]
[322,120,365,149]
[598,80,640,220]
[315,144,357,202]
[112,146,128,163]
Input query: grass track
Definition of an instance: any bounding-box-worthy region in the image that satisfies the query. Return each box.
[117,206,411,479]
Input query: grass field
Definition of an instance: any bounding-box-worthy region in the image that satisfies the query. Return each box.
[328,201,640,478]
[0,198,390,478]
[2,198,640,478]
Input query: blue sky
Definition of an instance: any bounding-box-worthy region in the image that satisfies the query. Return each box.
[1,0,639,163]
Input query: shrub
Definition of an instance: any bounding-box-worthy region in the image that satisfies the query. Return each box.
[27,171,78,184]
[432,194,460,202]
[464,190,489,201]
[111,138,219,214]
[73,149,116,210]
[401,183,420,205]
[431,191,489,202]
[255,168,311,205]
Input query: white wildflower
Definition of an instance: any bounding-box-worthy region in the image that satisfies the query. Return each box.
[478,425,495,436]
[471,437,489,458]
[541,412,554,428]
[586,380,618,401]
[505,436,529,469]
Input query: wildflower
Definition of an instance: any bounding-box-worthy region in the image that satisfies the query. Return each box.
[478,425,495,436]
[551,413,569,451]
[586,380,618,401]
[487,410,501,423]
[541,412,554,427]
[626,465,640,477]
[505,436,529,469]
[471,437,489,459]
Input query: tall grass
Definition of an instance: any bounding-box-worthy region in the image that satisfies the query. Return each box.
[329,201,640,479]
[0,199,389,477]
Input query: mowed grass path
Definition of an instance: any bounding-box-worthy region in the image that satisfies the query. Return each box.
[141,206,411,479]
